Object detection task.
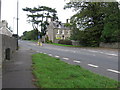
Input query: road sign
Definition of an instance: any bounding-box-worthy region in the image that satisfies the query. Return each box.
[38,35,41,39]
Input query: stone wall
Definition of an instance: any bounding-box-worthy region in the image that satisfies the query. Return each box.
[71,40,80,46]
[0,34,17,61]
[100,42,120,49]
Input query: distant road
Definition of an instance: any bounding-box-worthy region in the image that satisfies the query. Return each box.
[19,40,119,81]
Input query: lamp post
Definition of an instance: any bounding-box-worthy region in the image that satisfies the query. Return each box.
[16,0,19,50]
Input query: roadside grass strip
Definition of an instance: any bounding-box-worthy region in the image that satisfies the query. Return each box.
[32,53,119,88]
[49,43,81,47]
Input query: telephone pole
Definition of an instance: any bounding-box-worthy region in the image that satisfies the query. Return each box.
[0,0,1,21]
[17,0,19,50]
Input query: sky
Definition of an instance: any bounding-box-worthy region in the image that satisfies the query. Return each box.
[1,0,120,36]
[1,0,75,36]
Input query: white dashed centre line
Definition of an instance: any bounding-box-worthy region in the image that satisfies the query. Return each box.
[107,69,120,74]
[107,54,118,56]
[88,64,99,68]
[63,58,69,60]
[48,54,52,56]
[55,55,60,58]
[36,51,39,53]
[73,60,81,63]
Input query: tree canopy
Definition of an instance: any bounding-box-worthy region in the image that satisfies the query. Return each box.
[64,1,120,46]
[23,6,58,38]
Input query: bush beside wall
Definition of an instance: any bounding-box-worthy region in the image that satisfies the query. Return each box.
[58,40,72,45]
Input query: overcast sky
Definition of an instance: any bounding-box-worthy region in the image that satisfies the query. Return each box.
[1,0,75,36]
[1,0,120,36]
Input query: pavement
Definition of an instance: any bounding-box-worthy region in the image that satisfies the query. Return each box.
[2,44,37,88]
[0,68,2,90]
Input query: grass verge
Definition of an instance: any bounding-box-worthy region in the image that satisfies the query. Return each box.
[49,43,81,47]
[30,40,38,42]
[32,53,119,88]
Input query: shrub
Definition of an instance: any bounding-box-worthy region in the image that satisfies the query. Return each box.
[45,35,49,43]
[58,40,72,45]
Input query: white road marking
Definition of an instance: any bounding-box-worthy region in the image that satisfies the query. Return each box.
[88,50,98,53]
[100,52,104,53]
[55,55,60,58]
[88,64,99,68]
[48,54,52,56]
[63,58,69,60]
[73,51,76,53]
[92,54,96,56]
[105,53,118,56]
[107,69,120,74]
[36,51,39,53]
[44,53,47,54]
[73,60,81,63]
[88,50,118,57]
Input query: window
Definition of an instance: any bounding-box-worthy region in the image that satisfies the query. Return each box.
[62,30,64,35]
[57,30,60,34]
[68,30,70,34]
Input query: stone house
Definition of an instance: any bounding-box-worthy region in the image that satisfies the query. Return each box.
[46,21,71,43]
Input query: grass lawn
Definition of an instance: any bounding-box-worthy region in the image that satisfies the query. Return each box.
[30,40,38,42]
[32,53,119,88]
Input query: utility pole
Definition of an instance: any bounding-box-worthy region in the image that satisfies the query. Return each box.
[17,0,19,50]
[0,0,1,21]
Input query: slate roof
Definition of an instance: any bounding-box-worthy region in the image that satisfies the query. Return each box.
[52,21,70,30]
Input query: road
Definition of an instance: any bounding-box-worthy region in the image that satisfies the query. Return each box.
[19,40,119,81]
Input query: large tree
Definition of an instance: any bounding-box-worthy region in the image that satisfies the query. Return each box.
[64,1,120,46]
[23,6,58,39]
[101,2,120,43]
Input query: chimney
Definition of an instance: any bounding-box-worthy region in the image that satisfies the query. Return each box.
[66,19,70,23]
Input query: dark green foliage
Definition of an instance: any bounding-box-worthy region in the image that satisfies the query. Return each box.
[64,2,120,46]
[21,30,39,40]
[45,35,49,43]
[23,6,58,37]
[101,2,120,43]
[58,40,72,45]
